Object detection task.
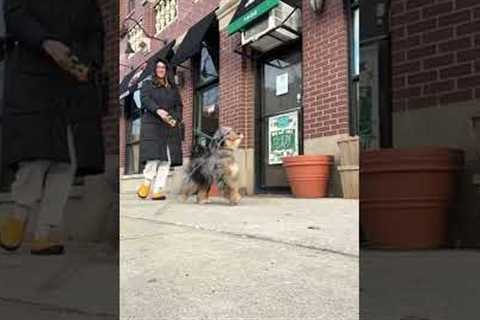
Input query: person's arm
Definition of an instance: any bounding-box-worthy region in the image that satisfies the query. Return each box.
[4,0,57,51]
[85,0,104,69]
[140,81,164,115]
[170,88,183,122]
[4,1,76,77]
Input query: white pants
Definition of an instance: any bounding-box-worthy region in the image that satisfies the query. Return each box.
[143,146,171,193]
[11,126,77,230]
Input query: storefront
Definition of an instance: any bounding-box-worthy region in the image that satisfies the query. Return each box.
[119,0,358,196]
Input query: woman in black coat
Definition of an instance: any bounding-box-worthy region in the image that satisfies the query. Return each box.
[0,0,105,254]
[137,58,183,200]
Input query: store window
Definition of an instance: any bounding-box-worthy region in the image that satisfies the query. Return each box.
[155,0,177,34]
[350,0,360,136]
[194,46,219,146]
[125,92,143,174]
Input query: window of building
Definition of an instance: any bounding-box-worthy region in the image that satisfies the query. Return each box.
[155,0,178,34]
[124,94,142,174]
[194,45,219,146]
[350,0,360,136]
[127,19,150,58]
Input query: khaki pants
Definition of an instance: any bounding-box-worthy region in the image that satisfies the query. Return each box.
[11,126,77,230]
[143,146,171,193]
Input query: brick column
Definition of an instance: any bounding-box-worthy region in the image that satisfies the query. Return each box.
[218,32,255,148]
[302,0,349,140]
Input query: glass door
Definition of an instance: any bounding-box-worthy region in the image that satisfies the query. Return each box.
[258,49,302,190]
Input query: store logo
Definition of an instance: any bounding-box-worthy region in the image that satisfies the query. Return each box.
[243,9,258,22]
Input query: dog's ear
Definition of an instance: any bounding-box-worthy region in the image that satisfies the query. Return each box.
[211,127,227,148]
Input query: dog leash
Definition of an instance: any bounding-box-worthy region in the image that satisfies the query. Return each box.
[185,128,233,181]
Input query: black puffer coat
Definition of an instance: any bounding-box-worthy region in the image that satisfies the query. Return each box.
[2,0,105,176]
[139,72,183,167]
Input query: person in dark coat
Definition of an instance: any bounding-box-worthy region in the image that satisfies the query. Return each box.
[0,0,105,255]
[137,58,183,200]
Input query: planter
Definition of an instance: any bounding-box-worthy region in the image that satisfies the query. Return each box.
[208,183,221,197]
[361,147,464,249]
[282,155,333,198]
[337,136,359,199]
[338,165,359,199]
[337,136,359,166]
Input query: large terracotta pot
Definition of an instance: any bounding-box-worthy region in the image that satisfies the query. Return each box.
[361,147,464,249]
[208,183,221,197]
[282,155,333,198]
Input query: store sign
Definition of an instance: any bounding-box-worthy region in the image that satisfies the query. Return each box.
[268,111,299,164]
[227,0,279,35]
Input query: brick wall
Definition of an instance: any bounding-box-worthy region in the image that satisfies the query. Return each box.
[218,32,255,149]
[390,0,480,112]
[120,0,220,79]
[180,61,195,155]
[302,0,349,140]
[119,0,220,170]
[99,0,119,156]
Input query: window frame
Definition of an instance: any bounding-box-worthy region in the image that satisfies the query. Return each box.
[193,42,220,145]
[348,0,360,136]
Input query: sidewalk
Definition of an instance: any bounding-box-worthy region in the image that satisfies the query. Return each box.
[0,243,118,319]
[361,249,480,320]
[120,193,359,320]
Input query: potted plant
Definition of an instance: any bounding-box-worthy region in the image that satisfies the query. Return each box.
[360,147,464,249]
[282,154,333,198]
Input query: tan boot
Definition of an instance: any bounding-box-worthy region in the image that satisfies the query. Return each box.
[30,230,65,255]
[0,215,27,251]
[137,183,151,199]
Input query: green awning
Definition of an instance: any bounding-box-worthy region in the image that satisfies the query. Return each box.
[227,0,280,35]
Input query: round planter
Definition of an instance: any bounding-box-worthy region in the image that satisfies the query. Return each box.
[360,147,464,249]
[282,155,333,198]
[208,183,221,197]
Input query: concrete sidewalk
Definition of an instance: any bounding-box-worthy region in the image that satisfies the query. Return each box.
[0,243,118,319]
[120,193,359,319]
[361,249,480,320]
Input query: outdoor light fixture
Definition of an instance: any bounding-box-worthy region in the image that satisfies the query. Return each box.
[309,0,325,13]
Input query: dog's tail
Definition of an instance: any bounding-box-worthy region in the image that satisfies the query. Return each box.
[182,144,214,195]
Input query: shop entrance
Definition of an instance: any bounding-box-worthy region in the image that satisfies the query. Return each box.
[256,47,302,191]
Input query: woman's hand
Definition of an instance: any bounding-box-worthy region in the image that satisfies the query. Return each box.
[42,40,89,82]
[42,40,72,70]
[156,109,177,127]
[156,109,169,119]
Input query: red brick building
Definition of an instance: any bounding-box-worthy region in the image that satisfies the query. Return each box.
[119,0,359,196]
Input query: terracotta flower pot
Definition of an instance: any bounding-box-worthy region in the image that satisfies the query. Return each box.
[360,147,464,249]
[282,155,333,198]
[208,183,221,197]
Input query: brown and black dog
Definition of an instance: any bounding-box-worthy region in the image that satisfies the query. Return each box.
[179,127,243,205]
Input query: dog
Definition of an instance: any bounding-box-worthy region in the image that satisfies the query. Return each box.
[179,127,244,205]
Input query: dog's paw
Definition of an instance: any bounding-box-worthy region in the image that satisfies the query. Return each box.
[229,199,240,206]
[178,194,188,203]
